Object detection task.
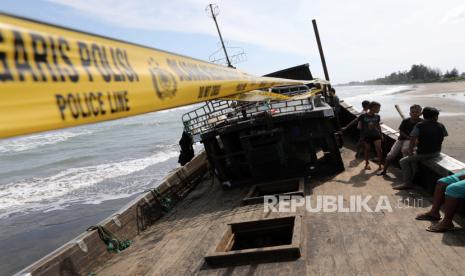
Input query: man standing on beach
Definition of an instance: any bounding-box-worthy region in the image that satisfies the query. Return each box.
[378,104,422,176]
[394,107,448,190]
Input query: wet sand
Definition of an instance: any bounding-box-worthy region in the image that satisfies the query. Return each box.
[379,82,465,162]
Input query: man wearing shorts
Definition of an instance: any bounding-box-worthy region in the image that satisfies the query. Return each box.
[357,101,383,170]
[415,170,465,232]
[378,105,422,176]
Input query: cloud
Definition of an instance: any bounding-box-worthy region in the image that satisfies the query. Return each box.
[45,0,465,83]
[443,4,465,23]
[46,0,315,56]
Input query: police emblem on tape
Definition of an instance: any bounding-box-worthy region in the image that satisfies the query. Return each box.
[148,58,177,100]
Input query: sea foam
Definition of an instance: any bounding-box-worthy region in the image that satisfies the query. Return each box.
[0,130,92,154]
[0,149,178,218]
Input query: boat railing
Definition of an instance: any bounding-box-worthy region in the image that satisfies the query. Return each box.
[182,85,319,141]
[182,98,315,142]
[270,84,313,96]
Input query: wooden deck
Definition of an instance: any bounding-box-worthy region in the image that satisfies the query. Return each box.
[95,147,465,276]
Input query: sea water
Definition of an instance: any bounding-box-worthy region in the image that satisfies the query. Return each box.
[335,84,414,118]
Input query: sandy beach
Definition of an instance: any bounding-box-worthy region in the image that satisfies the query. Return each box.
[379,82,465,162]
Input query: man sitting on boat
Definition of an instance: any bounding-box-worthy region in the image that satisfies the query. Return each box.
[416,170,465,232]
[378,104,422,176]
[394,107,448,190]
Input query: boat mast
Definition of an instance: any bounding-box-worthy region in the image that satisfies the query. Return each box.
[207,4,234,68]
[312,19,330,82]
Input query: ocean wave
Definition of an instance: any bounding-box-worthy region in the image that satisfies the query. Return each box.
[0,130,92,154]
[375,85,413,96]
[0,149,178,219]
[337,85,413,101]
[115,120,162,128]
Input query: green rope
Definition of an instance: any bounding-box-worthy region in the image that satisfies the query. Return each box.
[153,189,174,212]
[143,188,174,212]
[87,225,132,253]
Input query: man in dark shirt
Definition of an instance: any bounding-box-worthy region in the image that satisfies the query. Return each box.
[378,105,422,176]
[394,107,448,190]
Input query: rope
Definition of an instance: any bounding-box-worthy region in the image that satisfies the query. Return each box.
[86,225,132,253]
[153,189,174,212]
[143,188,174,212]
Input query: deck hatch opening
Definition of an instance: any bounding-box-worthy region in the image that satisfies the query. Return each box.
[205,216,301,266]
[242,178,304,205]
[230,217,294,250]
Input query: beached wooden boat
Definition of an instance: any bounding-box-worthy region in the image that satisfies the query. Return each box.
[5,12,465,276]
[16,93,465,275]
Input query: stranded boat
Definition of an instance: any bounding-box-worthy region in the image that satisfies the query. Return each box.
[2,11,465,276]
[16,64,465,275]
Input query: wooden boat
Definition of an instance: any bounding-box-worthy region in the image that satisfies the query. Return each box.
[4,12,465,276]
[16,86,465,275]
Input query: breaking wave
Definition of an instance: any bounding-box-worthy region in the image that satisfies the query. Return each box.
[0,149,178,219]
[0,130,92,154]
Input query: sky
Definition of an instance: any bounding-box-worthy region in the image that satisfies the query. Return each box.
[1,0,464,84]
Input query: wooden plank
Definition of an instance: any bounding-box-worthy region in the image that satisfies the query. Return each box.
[88,146,465,276]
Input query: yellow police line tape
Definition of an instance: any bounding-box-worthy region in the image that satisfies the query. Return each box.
[0,13,318,138]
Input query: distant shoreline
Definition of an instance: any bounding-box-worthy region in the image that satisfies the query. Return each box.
[336,80,465,87]
[377,82,465,163]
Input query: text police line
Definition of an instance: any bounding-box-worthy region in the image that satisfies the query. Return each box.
[56,91,130,120]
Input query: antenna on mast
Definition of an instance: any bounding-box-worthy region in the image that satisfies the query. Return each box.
[209,44,246,66]
[206,4,235,68]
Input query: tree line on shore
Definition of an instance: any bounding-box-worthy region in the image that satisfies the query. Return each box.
[345,64,465,85]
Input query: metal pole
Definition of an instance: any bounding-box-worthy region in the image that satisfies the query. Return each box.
[312,19,330,81]
[209,4,233,68]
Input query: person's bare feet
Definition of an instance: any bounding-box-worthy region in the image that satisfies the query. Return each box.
[393,184,412,190]
[426,220,454,232]
[415,212,440,221]
[377,170,387,176]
